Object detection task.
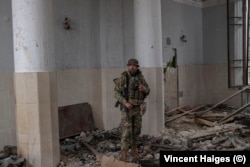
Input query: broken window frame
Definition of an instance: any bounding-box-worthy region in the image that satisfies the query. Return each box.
[227,0,249,88]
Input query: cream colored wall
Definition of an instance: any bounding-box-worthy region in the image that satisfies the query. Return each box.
[0,67,165,149]
[177,64,240,107]
[0,64,243,152]
[0,64,242,150]
[0,72,16,149]
[14,72,59,167]
[140,68,164,135]
[164,67,178,111]
[103,67,165,136]
[101,68,125,130]
[57,69,104,129]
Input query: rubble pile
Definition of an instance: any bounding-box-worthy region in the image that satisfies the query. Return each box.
[61,124,250,166]
[59,128,162,167]
[61,104,250,167]
[0,146,25,167]
[1,105,249,167]
[164,122,250,151]
[165,104,250,151]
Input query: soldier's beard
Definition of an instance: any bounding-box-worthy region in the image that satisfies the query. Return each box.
[129,69,137,76]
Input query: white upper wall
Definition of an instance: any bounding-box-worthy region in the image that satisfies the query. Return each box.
[53,0,136,69]
[161,0,227,66]
[203,4,227,64]
[12,0,55,72]
[99,0,125,68]
[53,0,101,69]
[0,0,13,71]
[0,0,228,70]
[134,0,163,68]
[161,0,203,66]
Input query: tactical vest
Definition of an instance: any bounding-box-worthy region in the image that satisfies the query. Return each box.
[121,71,146,106]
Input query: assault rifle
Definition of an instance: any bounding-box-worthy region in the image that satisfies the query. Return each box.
[113,73,130,121]
[113,78,121,108]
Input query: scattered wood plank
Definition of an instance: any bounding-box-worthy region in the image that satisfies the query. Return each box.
[165,105,188,115]
[149,144,181,150]
[189,123,244,141]
[218,103,250,124]
[195,86,250,117]
[194,117,216,127]
[199,113,228,122]
[165,105,206,124]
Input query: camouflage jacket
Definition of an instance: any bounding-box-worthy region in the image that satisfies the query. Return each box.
[114,70,150,106]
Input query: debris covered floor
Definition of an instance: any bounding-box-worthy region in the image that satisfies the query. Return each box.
[59,104,250,167]
[1,104,250,167]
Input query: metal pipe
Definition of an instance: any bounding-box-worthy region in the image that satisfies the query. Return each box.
[227,0,231,87]
[242,0,249,85]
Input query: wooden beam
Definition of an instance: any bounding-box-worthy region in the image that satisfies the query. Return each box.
[196,86,250,117]
[218,103,250,124]
[165,105,206,123]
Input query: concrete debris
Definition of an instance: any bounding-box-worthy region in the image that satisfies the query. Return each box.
[60,127,160,167]
[0,145,17,160]
[0,155,25,167]
[0,105,247,167]
[0,145,25,167]
[60,104,250,167]
[56,160,67,167]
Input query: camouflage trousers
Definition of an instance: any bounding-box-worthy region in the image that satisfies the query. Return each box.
[120,105,142,151]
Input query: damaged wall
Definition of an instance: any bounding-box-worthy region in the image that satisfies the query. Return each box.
[53,0,136,130]
[162,0,240,110]
[0,0,242,149]
[202,4,240,106]
[53,0,104,129]
[54,0,164,136]
[162,0,203,109]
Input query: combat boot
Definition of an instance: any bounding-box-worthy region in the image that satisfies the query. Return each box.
[131,145,140,161]
[121,150,128,162]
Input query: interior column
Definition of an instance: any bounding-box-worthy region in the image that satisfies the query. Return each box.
[12,0,60,166]
[134,0,162,67]
[133,0,164,135]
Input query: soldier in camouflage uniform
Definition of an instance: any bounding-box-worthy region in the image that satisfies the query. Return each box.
[114,59,150,162]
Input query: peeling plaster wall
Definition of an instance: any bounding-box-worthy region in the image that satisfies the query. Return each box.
[162,0,204,109]
[162,0,240,109]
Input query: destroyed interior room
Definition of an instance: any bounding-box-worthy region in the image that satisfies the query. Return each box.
[0,0,249,167]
